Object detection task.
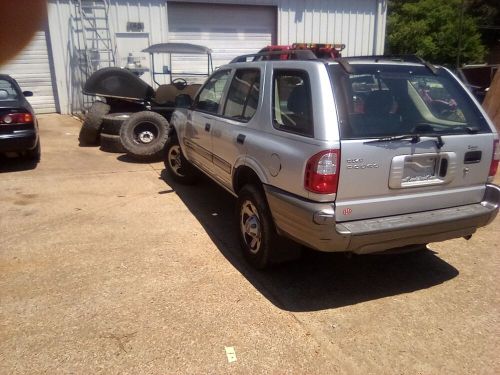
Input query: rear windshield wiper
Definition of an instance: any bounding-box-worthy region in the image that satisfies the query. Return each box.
[364,134,421,144]
[447,125,479,134]
[364,134,445,149]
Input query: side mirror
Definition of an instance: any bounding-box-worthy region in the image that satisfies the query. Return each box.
[23,91,33,97]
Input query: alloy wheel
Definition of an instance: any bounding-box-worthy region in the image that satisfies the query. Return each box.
[240,200,262,254]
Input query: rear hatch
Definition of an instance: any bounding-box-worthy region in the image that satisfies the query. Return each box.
[329,63,495,222]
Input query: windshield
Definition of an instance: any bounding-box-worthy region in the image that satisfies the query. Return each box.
[0,79,19,101]
[329,64,490,139]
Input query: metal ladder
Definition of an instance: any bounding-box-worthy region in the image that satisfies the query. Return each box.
[73,0,115,111]
[75,0,115,76]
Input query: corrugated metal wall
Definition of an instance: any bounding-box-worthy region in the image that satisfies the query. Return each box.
[47,0,386,114]
[48,0,168,114]
[278,0,386,56]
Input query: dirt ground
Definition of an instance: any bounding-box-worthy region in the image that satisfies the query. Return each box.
[1,114,499,374]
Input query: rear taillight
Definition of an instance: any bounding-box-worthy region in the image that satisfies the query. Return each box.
[0,112,33,124]
[489,139,499,178]
[304,149,340,194]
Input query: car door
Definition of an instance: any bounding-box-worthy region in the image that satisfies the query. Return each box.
[185,69,232,174]
[211,68,262,189]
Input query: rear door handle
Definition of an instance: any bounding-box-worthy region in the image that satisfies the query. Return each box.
[236,134,246,144]
[205,123,211,132]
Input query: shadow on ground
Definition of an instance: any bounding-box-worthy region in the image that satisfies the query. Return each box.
[160,170,459,312]
[0,156,38,173]
[117,154,162,164]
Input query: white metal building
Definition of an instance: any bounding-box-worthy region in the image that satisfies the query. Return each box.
[0,0,387,114]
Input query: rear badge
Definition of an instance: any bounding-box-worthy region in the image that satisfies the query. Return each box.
[346,158,379,169]
[343,208,352,216]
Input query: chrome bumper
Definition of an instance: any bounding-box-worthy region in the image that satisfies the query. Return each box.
[264,184,500,254]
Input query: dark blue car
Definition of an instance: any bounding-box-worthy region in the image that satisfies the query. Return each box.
[0,74,40,161]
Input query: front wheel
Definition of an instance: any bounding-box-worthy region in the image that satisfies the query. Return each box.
[237,185,278,269]
[164,136,199,184]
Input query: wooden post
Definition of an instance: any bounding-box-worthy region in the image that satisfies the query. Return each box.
[483,70,500,132]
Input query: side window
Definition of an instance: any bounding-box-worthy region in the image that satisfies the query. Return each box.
[223,69,261,122]
[195,70,231,114]
[273,70,313,137]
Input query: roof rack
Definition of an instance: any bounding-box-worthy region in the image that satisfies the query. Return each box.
[230,49,317,63]
[344,55,424,63]
[334,54,438,75]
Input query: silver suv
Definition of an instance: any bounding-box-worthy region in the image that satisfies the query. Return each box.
[164,53,500,268]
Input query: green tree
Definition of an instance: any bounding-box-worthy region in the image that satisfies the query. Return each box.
[466,0,499,27]
[387,0,486,66]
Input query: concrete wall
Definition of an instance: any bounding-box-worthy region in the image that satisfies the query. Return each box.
[47,0,387,114]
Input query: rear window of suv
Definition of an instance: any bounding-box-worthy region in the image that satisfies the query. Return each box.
[273,70,314,137]
[329,64,491,139]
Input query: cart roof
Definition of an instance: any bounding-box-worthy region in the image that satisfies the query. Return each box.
[142,43,212,54]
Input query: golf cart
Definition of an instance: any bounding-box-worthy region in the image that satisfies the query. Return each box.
[79,42,213,160]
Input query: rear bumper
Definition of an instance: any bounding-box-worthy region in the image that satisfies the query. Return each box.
[0,129,37,152]
[264,184,500,254]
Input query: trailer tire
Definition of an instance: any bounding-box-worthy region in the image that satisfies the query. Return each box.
[101,113,132,135]
[78,100,110,145]
[119,111,169,161]
[100,133,126,153]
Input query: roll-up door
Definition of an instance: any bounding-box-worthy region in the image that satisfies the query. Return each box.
[0,29,58,114]
[167,3,276,73]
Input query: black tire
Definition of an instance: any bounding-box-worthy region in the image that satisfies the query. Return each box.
[25,139,41,162]
[101,113,132,135]
[100,133,126,153]
[163,135,199,184]
[119,111,169,160]
[237,185,279,269]
[78,101,110,145]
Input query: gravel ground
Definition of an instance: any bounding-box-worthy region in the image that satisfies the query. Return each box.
[0,114,499,374]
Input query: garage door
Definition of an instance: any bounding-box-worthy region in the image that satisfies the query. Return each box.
[0,30,57,114]
[167,3,276,75]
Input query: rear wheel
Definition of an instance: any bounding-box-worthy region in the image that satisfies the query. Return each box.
[164,135,199,184]
[237,185,278,269]
[119,111,169,161]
